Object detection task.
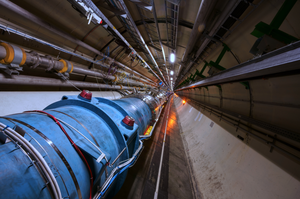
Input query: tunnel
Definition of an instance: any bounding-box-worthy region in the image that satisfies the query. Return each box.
[0,0,300,199]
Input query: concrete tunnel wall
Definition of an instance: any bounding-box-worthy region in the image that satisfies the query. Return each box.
[173,96,300,199]
[175,1,300,187]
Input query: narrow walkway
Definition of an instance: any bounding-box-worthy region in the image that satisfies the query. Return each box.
[114,96,194,199]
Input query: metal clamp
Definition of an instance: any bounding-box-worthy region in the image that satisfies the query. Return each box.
[58,59,73,74]
[45,55,55,71]
[29,51,40,69]
[65,60,73,74]
[0,42,26,75]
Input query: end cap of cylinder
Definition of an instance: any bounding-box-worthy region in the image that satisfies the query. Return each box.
[122,115,135,127]
[79,90,92,100]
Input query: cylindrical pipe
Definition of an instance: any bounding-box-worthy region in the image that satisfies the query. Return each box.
[25,52,64,71]
[0,0,156,85]
[181,0,217,63]
[0,73,139,90]
[0,46,149,88]
[179,0,240,82]
[72,67,114,80]
[72,67,149,87]
[25,52,113,81]
[0,46,6,59]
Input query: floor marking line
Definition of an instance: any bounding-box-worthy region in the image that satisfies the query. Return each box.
[198,114,203,122]
[194,112,200,121]
[154,96,172,199]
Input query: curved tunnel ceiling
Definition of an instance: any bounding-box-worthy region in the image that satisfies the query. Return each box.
[0,0,300,198]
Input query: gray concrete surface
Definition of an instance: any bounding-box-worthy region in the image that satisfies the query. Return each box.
[173,96,300,199]
[168,98,197,199]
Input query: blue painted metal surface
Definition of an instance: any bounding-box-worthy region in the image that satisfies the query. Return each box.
[113,98,152,136]
[0,93,160,199]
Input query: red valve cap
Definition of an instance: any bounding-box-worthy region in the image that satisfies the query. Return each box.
[122,115,135,127]
[79,90,92,100]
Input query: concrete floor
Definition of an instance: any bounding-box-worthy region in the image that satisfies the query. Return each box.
[114,97,195,199]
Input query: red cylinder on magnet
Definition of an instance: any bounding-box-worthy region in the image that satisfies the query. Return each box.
[122,115,135,127]
[79,90,92,100]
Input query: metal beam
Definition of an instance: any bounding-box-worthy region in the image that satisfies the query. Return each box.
[270,0,297,29]
[118,0,168,86]
[161,42,175,50]
[152,0,168,79]
[163,0,181,89]
[135,5,163,69]
[177,41,300,91]
[147,43,162,52]
[128,0,151,7]
[174,4,180,53]
[135,18,193,29]
[146,40,187,50]
[81,0,164,84]
[94,0,126,16]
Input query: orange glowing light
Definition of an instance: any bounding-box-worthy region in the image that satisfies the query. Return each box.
[182,100,186,104]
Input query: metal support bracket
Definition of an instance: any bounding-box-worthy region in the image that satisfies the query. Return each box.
[0,63,23,75]
[251,21,298,44]
[251,0,298,44]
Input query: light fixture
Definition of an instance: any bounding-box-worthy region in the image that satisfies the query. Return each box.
[170,70,174,75]
[170,53,175,63]
[170,77,173,80]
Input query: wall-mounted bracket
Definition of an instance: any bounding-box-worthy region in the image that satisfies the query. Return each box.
[251,0,298,44]
[215,85,222,90]
[240,82,250,90]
